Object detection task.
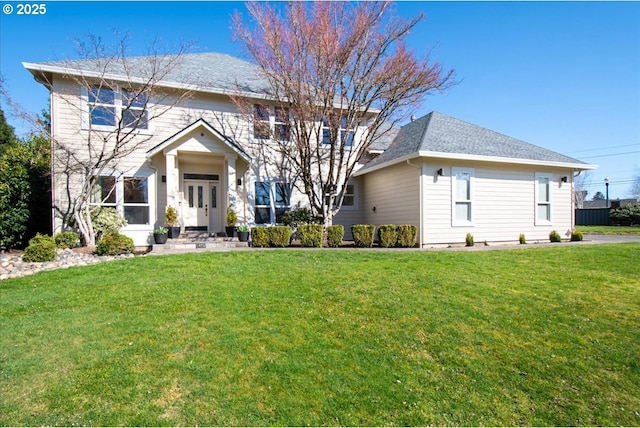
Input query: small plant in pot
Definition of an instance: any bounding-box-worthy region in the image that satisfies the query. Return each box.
[165,206,180,239]
[236,225,250,242]
[226,206,237,238]
[153,226,168,244]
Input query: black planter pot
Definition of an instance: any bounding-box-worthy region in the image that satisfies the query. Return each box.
[237,231,250,242]
[225,226,236,238]
[168,226,180,239]
[153,233,168,244]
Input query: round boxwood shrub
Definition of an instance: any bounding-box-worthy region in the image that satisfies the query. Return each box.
[378,225,398,248]
[351,224,376,248]
[22,233,57,262]
[327,225,344,248]
[96,231,134,256]
[570,230,583,241]
[298,224,323,247]
[549,230,562,243]
[54,231,79,249]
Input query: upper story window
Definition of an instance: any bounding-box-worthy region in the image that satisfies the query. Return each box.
[322,116,354,147]
[452,167,474,226]
[253,104,290,142]
[85,86,150,131]
[535,173,552,225]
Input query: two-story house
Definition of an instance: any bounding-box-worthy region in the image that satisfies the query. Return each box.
[24,52,595,247]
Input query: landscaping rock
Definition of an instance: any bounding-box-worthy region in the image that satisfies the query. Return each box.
[0,248,137,281]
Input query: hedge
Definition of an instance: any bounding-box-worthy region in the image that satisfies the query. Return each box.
[298,224,323,247]
[351,224,376,248]
[397,225,418,248]
[327,225,344,248]
[378,225,398,248]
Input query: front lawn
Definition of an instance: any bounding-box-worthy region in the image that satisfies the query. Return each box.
[1,245,639,426]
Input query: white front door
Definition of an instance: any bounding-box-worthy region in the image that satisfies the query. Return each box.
[184,180,209,230]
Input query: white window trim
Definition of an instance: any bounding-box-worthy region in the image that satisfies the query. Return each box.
[451,167,474,227]
[81,87,154,134]
[89,171,152,228]
[535,172,553,226]
[253,180,292,225]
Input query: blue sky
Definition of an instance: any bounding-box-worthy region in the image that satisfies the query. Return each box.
[1,1,638,199]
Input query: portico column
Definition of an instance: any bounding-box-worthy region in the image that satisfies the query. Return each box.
[165,152,178,209]
[226,154,237,209]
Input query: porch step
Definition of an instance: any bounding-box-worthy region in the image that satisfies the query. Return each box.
[151,236,249,254]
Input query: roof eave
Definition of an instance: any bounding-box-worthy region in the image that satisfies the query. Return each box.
[355,150,597,176]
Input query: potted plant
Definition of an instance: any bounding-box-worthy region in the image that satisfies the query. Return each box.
[236,225,250,242]
[225,206,237,237]
[153,226,168,244]
[165,206,180,239]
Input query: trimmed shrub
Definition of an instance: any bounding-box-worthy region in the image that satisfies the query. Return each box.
[465,233,474,247]
[326,225,344,248]
[397,225,418,248]
[570,230,583,241]
[54,231,79,249]
[298,224,323,247]
[609,203,640,226]
[96,232,134,256]
[378,225,398,248]
[351,224,376,248]
[269,226,292,247]
[22,233,57,262]
[250,227,270,247]
[549,230,562,243]
[519,233,527,245]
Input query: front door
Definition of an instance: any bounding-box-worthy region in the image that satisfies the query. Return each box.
[184,180,209,231]
[183,180,221,233]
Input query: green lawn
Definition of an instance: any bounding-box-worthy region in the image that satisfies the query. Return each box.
[1,244,639,426]
[577,225,640,235]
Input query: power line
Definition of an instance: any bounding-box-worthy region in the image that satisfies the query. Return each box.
[580,150,640,159]
[565,143,639,155]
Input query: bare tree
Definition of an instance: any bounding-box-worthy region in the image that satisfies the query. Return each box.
[573,171,591,208]
[232,2,454,227]
[22,35,195,246]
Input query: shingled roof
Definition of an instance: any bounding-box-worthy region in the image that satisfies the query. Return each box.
[358,111,595,174]
[24,52,272,97]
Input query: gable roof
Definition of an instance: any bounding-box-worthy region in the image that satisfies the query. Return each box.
[356,111,596,175]
[23,52,273,99]
[146,118,251,162]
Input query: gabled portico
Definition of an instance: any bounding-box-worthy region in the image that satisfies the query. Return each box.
[147,119,250,235]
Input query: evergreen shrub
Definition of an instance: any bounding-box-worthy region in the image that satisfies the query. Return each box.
[326,225,344,248]
[378,225,398,248]
[351,224,376,248]
[269,226,292,247]
[570,230,583,241]
[96,232,134,256]
[250,227,269,247]
[54,231,79,249]
[549,230,562,243]
[465,233,474,247]
[22,233,57,262]
[397,225,418,248]
[298,224,323,247]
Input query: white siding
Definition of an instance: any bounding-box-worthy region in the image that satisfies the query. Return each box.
[421,161,575,245]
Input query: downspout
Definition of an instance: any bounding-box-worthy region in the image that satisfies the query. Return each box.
[406,159,424,248]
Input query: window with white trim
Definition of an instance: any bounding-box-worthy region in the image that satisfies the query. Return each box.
[322,116,354,147]
[253,104,291,141]
[86,86,150,130]
[254,181,292,224]
[452,167,474,226]
[90,174,150,225]
[535,173,552,225]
